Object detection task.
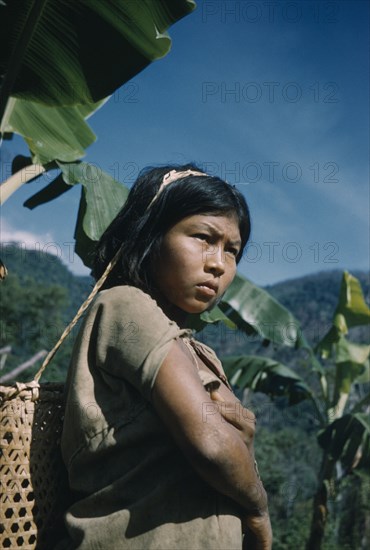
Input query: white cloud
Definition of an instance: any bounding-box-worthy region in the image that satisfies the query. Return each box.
[0,218,54,248]
[0,218,90,277]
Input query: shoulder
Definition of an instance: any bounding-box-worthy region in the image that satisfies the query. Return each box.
[95,285,157,309]
[87,286,191,399]
[93,285,174,328]
[90,285,191,353]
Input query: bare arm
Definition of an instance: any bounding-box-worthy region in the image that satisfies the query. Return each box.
[210,389,272,549]
[152,339,268,516]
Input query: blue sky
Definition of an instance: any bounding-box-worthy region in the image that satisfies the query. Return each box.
[1,0,369,285]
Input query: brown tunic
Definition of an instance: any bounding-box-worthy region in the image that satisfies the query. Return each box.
[58,285,242,549]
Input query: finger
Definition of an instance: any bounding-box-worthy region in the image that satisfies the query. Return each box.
[212,399,256,423]
[210,390,225,402]
[208,397,245,429]
[217,402,256,427]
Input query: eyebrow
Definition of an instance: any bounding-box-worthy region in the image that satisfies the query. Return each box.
[190,221,242,247]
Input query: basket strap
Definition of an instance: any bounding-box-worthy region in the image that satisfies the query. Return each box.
[33,245,123,382]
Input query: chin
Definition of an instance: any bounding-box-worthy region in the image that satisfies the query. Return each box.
[182,301,215,315]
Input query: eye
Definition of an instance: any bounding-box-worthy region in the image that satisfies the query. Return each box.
[226,246,239,258]
[193,233,210,242]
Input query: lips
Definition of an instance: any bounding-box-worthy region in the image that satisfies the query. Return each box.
[196,280,219,295]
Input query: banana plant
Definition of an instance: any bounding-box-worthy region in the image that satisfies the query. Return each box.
[0,0,195,260]
[220,272,370,549]
[0,0,195,122]
[186,271,307,350]
[305,272,370,550]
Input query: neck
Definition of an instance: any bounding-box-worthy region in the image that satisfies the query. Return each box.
[150,290,188,328]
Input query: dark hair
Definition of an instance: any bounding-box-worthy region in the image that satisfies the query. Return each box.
[92,163,251,291]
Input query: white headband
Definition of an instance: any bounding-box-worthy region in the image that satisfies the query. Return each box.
[147,169,207,209]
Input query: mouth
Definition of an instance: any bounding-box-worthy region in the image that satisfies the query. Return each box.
[196,281,218,296]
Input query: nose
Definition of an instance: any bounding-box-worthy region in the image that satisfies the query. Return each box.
[204,245,225,276]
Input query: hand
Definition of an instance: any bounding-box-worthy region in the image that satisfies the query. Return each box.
[210,390,256,450]
[242,512,272,550]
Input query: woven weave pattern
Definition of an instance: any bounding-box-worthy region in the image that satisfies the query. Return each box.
[0,383,70,549]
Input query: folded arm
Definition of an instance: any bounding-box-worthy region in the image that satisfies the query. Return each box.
[152,339,270,522]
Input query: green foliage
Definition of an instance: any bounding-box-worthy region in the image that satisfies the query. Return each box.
[222,355,312,405]
[255,426,319,550]
[1,246,368,547]
[218,271,369,549]
[0,244,91,381]
[188,271,305,349]
[60,161,130,266]
[221,272,307,348]
[5,99,106,164]
[221,272,370,474]
[317,272,370,359]
[0,0,196,267]
[0,0,195,108]
[0,271,68,380]
[0,0,195,162]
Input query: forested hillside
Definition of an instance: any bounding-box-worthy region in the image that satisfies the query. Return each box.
[0,243,92,381]
[0,244,368,549]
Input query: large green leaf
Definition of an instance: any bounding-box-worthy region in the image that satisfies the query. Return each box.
[0,0,196,170]
[57,162,129,266]
[330,337,370,408]
[317,272,370,359]
[1,97,106,164]
[23,160,130,264]
[335,337,370,367]
[0,0,196,110]
[334,272,370,333]
[222,355,312,405]
[219,273,306,348]
[333,361,369,398]
[59,162,129,241]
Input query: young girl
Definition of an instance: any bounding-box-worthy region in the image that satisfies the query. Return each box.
[59,164,272,549]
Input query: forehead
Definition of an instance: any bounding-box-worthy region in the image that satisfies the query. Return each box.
[175,213,241,240]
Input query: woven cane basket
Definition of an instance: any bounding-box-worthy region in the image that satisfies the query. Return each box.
[0,381,71,549]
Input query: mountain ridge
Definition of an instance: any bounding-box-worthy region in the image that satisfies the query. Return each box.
[1,244,368,380]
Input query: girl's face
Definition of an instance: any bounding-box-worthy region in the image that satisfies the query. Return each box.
[152,213,242,323]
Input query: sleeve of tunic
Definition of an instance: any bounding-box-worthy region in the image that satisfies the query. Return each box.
[91,285,192,402]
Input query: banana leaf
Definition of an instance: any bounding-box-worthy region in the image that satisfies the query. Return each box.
[0,0,195,109]
[334,272,370,333]
[57,162,129,266]
[222,355,312,405]
[0,0,196,166]
[1,98,106,165]
[317,272,370,359]
[219,272,307,348]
